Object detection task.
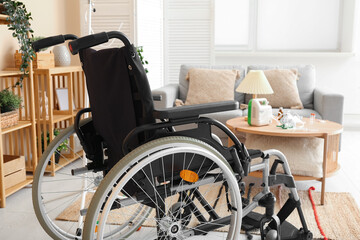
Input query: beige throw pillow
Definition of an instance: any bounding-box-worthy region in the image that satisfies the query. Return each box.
[185,68,239,105]
[258,69,303,109]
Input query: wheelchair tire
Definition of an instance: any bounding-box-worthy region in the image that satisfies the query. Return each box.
[32,118,105,240]
[83,136,242,240]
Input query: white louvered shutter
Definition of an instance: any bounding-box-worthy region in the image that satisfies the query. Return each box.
[80,0,163,89]
[80,0,135,48]
[164,0,214,84]
[136,0,164,89]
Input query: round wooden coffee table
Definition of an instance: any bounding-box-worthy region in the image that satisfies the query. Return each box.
[226,117,343,205]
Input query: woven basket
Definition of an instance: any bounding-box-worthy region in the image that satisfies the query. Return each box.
[1,110,19,129]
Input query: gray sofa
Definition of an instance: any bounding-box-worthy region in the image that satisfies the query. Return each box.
[152,64,344,144]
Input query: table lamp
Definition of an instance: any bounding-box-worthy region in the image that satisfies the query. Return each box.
[236,70,274,126]
[236,70,273,98]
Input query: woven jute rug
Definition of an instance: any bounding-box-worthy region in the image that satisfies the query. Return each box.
[56,185,360,240]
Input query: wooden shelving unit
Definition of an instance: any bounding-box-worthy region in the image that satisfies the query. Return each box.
[0,70,37,208]
[1,121,32,134]
[33,66,87,176]
[1,12,86,206]
[0,11,36,207]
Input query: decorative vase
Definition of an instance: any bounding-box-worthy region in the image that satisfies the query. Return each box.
[48,152,60,165]
[53,45,71,66]
[55,152,60,164]
[38,91,49,118]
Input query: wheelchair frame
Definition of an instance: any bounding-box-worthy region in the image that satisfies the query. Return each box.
[31,31,313,240]
[73,108,312,239]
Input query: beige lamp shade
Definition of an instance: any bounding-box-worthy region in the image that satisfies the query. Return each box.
[236,70,273,98]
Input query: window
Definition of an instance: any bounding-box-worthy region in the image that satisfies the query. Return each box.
[214,0,250,50]
[257,0,340,51]
[137,0,164,89]
[214,0,356,52]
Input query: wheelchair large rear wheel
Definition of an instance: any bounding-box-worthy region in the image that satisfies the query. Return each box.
[32,118,105,240]
[83,136,242,240]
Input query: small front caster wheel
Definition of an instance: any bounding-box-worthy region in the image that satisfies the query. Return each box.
[76,227,82,236]
[266,229,278,240]
[304,231,313,240]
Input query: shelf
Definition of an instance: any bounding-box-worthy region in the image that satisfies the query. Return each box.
[44,151,84,173]
[38,110,81,123]
[34,66,83,75]
[5,176,33,197]
[38,114,74,124]
[1,121,32,135]
[53,109,80,117]
[0,14,9,25]
[0,70,21,77]
[40,109,81,123]
[52,114,73,123]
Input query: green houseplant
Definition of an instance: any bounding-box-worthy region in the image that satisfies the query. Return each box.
[0,89,22,128]
[41,129,69,164]
[0,89,22,113]
[136,46,149,73]
[1,0,35,87]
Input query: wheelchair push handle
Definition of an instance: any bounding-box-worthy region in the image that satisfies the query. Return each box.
[68,31,132,55]
[32,34,78,52]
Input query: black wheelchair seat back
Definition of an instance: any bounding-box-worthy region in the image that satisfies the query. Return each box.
[79,46,155,169]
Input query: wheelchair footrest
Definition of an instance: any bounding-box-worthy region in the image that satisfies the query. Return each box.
[241,211,313,240]
[242,211,262,230]
[278,221,309,240]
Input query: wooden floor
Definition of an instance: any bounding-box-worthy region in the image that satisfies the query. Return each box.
[0,116,359,239]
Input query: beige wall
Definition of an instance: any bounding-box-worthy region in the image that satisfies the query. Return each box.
[0,0,81,70]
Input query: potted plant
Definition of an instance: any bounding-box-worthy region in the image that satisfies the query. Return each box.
[41,129,69,164]
[1,0,35,87]
[136,46,149,73]
[0,89,22,129]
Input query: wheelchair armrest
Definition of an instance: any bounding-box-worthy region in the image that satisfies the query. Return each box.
[248,149,263,159]
[153,100,239,119]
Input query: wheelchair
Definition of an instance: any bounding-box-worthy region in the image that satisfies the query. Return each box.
[32,32,313,240]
